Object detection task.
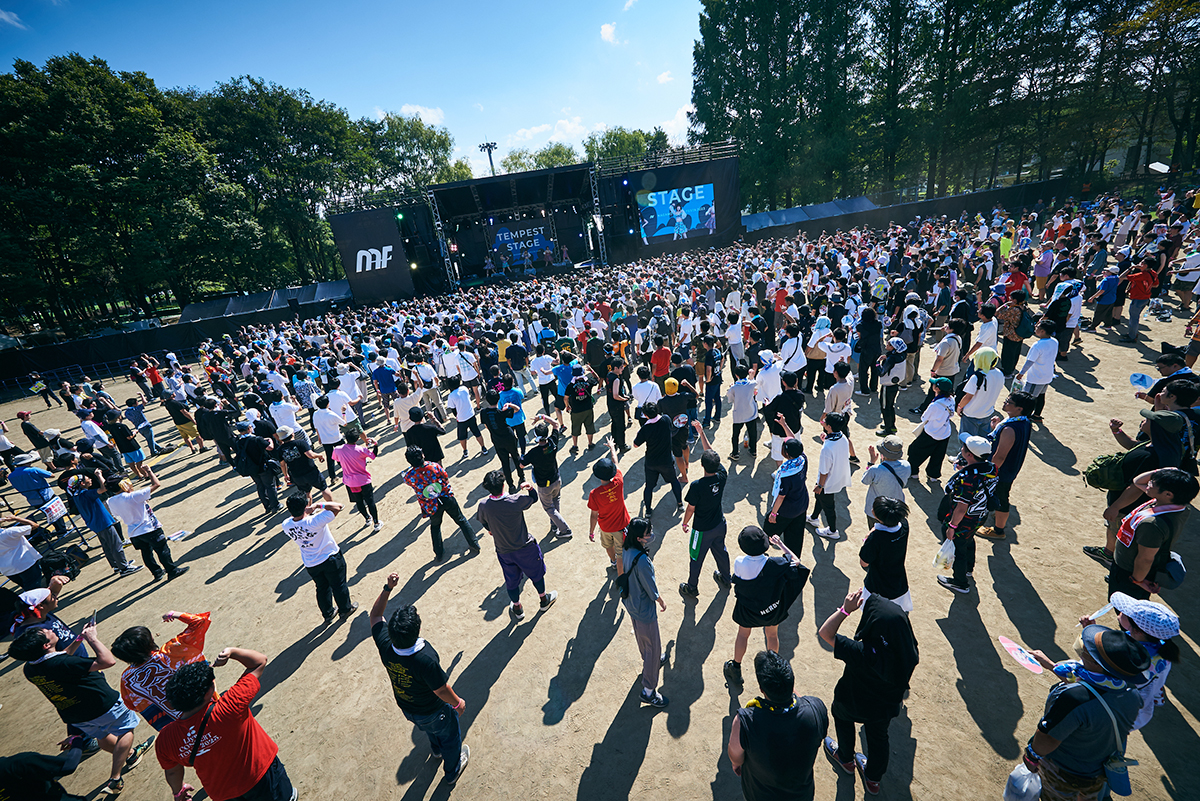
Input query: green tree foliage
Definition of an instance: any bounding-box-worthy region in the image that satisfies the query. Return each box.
[690,0,1200,210]
[0,56,470,335]
[583,126,670,162]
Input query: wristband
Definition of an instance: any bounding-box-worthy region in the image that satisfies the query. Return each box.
[837,606,849,617]
[383,584,392,593]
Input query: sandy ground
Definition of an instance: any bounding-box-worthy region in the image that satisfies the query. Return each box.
[1,315,1198,801]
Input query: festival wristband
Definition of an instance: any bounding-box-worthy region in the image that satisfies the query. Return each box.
[837,606,849,617]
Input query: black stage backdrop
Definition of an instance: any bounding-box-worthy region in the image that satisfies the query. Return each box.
[327,208,415,303]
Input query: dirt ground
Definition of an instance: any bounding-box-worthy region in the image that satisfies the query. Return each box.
[1,316,1198,801]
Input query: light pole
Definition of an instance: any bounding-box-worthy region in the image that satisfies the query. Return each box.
[479,142,497,176]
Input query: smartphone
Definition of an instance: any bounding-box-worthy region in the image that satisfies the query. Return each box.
[87,609,97,629]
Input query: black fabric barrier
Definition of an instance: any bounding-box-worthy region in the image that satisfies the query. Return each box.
[327,207,415,303]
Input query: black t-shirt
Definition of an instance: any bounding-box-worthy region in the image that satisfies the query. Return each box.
[23,653,119,725]
[163,397,191,426]
[520,431,561,486]
[658,394,691,447]
[404,423,444,463]
[506,344,528,370]
[832,633,906,721]
[481,406,519,448]
[671,365,699,409]
[859,521,910,600]
[280,440,319,478]
[606,371,625,411]
[736,695,828,801]
[238,435,271,470]
[372,622,448,716]
[103,421,140,454]
[704,348,723,383]
[635,416,674,467]
[0,750,75,801]
[685,465,727,531]
[566,377,595,412]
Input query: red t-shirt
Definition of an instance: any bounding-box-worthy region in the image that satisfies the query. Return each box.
[1127,270,1159,300]
[155,673,278,801]
[773,288,788,313]
[650,347,672,378]
[588,469,631,534]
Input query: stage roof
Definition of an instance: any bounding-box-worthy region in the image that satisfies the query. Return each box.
[429,163,594,221]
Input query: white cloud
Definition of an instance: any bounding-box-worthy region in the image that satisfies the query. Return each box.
[600,22,618,44]
[660,104,693,144]
[373,106,387,121]
[400,104,445,126]
[657,71,673,84]
[548,116,588,143]
[474,102,484,112]
[506,123,551,146]
[623,0,639,9]
[0,9,28,29]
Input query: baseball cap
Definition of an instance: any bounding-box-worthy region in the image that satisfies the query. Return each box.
[235,420,251,431]
[1110,592,1180,641]
[1079,624,1151,679]
[958,433,992,457]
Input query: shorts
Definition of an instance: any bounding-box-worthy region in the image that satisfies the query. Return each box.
[122,448,146,464]
[1188,339,1200,358]
[670,438,686,459]
[770,434,785,462]
[292,471,328,494]
[175,421,199,439]
[1173,276,1199,292]
[554,393,567,411]
[990,478,1013,513]
[74,698,140,740]
[462,376,481,389]
[570,408,596,437]
[380,391,398,406]
[456,417,481,441]
[599,529,625,551]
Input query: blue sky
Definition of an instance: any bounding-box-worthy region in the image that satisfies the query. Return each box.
[0,0,700,176]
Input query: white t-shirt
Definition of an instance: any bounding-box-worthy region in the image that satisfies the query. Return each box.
[960,369,1006,419]
[0,525,40,576]
[921,398,955,440]
[818,435,852,494]
[327,389,354,419]
[976,319,998,350]
[819,340,853,373]
[392,394,423,432]
[313,408,345,445]
[282,510,339,568]
[107,488,161,538]
[631,380,662,408]
[531,354,555,385]
[455,351,480,381]
[337,372,362,402]
[270,401,300,431]
[447,387,476,422]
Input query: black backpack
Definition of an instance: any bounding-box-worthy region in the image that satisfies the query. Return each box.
[615,551,645,599]
[232,438,255,477]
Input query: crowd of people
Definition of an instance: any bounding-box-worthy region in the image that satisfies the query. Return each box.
[2,185,1198,801]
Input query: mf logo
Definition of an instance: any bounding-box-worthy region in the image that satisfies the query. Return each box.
[356,245,393,273]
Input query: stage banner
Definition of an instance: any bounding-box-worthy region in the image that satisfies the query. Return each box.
[327,207,414,303]
[630,157,741,250]
[490,219,556,263]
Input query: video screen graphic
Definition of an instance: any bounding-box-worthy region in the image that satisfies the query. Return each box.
[635,184,716,244]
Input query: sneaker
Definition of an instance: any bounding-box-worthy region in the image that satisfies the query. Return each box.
[444,744,471,785]
[640,689,669,708]
[712,570,733,590]
[569,445,579,455]
[338,601,359,619]
[976,526,1006,540]
[1082,545,1114,568]
[848,454,860,464]
[167,566,190,580]
[82,737,101,757]
[729,451,740,462]
[679,582,699,599]
[555,531,574,540]
[855,390,869,396]
[815,527,841,541]
[674,503,684,515]
[805,515,821,527]
[823,737,855,774]
[538,591,558,612]
[102,778,124,796]
[323,610,337,624]
[855,753,881,795]
[372,520,382,532]
[150,571,165,582]
[723,660,744,691]
[117,564,143,577]
[937,575,970,594]
[510,603,525,621]
[124,736,155,770]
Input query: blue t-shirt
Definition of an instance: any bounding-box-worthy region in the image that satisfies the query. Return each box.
[371,365,398,394]
[71,488,115,531]
[499,388,526,426]
[553,363,575,396]
[1095,275,1119,305]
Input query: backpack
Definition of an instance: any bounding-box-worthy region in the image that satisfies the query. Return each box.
[1014,308,1037,339]
[41,546,88,582]
[232,438,255,477]
[615,551,646,599]
[1083,450,1133,491]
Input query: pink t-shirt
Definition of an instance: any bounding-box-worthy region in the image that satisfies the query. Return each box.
[332,443,374,489]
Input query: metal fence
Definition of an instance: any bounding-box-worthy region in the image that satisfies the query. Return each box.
[0,347,202,405]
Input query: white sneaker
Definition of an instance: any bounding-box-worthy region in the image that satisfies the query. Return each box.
[806,516,821,526]
[815,527,841,541]
[372,520,382,532]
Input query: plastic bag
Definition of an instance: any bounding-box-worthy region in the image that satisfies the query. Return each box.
[1002,764,1041,801]
[932,538,956,569]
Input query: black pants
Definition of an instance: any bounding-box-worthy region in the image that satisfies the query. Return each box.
[495,444,525,489]
[834,715,894,782]
[765,511,807,555]
[907,432,949,479]
[347,483,378,523]
[802,361,822,394]
[685,520,731,589]
[306,551,353,617]
[231,755,293,801]
[430,496,479,558]
[250,470,279,512]
[39,388,63,407]
[643,463,683,510]
[814,490,839,532]
[11,559,47,591]
[215,440,236,464]
[1031,388,1047,418]
[130,529,178,576]
[609,404,628,450]
[858,356,880,393]
[322,440,342,481]
[1106,562,1152,600]
[880,384,899,431]
[1000,338,1022,376]
[951,530,976,587]
[731,419,760,455]
[539,382,557,414]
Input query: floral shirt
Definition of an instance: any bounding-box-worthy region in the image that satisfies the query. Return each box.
[404,463,453,517]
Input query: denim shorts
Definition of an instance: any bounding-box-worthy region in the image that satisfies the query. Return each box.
[74,698,140,740]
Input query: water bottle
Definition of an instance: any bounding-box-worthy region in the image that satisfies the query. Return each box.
[168,530,189,541]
